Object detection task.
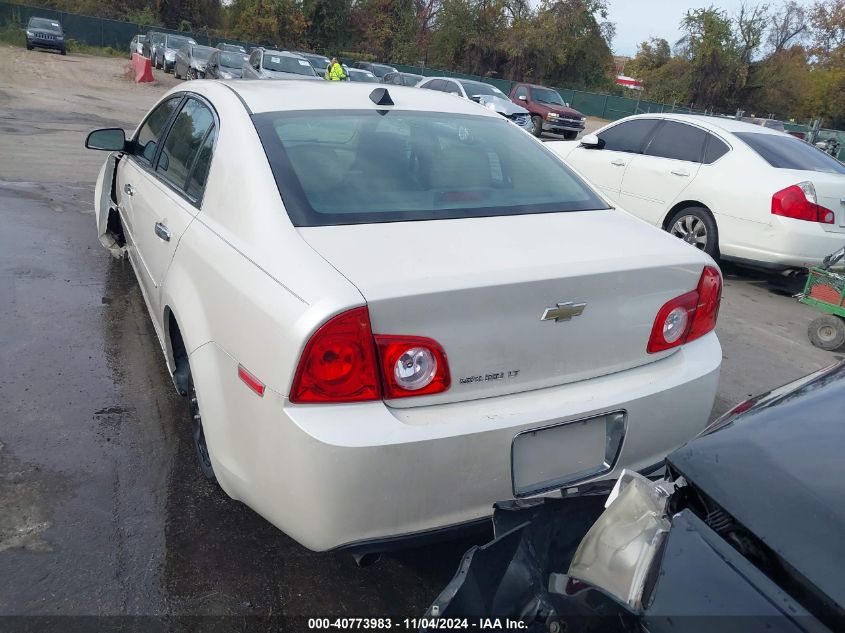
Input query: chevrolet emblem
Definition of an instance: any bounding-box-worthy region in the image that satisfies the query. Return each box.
[541,302,586,322]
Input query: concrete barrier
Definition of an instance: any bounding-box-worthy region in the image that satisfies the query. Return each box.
[130,53,154,83]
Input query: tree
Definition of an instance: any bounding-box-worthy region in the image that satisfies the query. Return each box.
[809,0,845,62]
[305,0,351,53]
[627,37,671,75]
[228,0,308,47]
[768,0,808,51]
[735,2,769,63]
[677,7,746,107]
[350,0,418,62]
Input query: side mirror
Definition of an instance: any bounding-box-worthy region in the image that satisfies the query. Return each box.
[517,94,527,101]
[85,128,127,151]
[580,133,602,148]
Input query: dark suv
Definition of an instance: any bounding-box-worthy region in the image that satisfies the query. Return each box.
[25,17,66,55]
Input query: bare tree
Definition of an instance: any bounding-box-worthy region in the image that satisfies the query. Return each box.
[768,0,808,51]
[736,2,770,63]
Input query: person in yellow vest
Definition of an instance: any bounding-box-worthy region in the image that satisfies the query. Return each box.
[326,57,346,81]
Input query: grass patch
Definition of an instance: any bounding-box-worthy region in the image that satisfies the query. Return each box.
[0,23,125,58]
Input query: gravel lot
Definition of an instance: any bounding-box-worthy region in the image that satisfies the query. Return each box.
[0,44,841,621]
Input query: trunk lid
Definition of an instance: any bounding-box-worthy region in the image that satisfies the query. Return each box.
[298,211,711,407]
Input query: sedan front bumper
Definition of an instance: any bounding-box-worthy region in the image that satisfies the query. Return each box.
[191,332,721,552]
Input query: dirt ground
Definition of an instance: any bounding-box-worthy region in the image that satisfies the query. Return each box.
[0,45,180,183]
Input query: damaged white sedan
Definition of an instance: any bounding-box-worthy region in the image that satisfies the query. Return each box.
[85,81,722,552]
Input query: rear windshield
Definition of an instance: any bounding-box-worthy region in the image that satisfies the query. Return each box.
[263,54,316,76]
[371,64,395,77]
[460,80,506,98]
[253,110,608,226]
[736,132,845,174]
[29,17,61,32]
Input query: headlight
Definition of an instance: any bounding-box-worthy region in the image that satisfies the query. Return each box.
[26,30,33,36]
[546,112,559,120]
[580,117,586,122]
[568,470,681,609]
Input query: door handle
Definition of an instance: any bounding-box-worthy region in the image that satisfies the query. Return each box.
[124,183,136,196]
[671,169,690,177]
[154,222,171,242]
[610,159,626,166]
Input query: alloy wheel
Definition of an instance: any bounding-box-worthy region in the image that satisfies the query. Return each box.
[670,214,708,250]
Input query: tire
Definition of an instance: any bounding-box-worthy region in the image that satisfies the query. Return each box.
[26,40,33,50]
[563,131,578,140]
[666,206,719,258]
[60,47,66,56]
[187,369,217,482]
[531,115,543,138]
[808,315,845,351]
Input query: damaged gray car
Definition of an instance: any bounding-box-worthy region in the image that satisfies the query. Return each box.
[425,361,845,633]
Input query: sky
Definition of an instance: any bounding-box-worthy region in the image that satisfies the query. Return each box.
[606,0,814,57]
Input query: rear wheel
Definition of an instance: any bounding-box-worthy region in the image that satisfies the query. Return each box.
[808,315,845,351]
[187,369,217,482]
[531,115,543,138]
[563,131,578,140]
[666,206,718,258]
[60,47,66,55]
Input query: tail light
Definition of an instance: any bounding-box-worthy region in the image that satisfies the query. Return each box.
[772,182,835,224]
[290,307,450,403]
[647,266,722,353]
[375,335,450,399]
[290,307,381,403]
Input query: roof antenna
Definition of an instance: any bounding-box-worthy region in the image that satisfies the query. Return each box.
[369,88,394,106]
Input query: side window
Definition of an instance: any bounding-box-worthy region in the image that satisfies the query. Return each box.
[133,96,181,165]
[186,126,216,199]
[644,121,708,162]
[703,133,730,164]
[443,81,461,95]
[155,98,214,194]
[597,119,659,153]
[514,86,528,100]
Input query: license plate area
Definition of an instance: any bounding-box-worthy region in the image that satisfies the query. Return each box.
[511,411,626,497]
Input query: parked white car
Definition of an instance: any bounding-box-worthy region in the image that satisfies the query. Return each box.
[418,77,534,133]
[85,82,722,552]
[548,113,845,270]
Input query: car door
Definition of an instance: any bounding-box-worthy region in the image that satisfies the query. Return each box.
[619,120,706,225]
[565,118,660,200]
[119,96,216,331]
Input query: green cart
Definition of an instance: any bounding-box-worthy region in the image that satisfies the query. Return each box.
[798,245,845,350]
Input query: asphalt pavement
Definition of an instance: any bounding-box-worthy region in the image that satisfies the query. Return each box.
[0,45,842,624]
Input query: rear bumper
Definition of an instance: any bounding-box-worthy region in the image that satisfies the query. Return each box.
[192,332,721,552]
[720,215,845,268]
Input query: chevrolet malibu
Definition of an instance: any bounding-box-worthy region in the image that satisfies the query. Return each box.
[84,82,722,552]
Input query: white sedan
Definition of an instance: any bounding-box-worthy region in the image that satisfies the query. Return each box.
[85,82,722,552]
[548,113,845,270]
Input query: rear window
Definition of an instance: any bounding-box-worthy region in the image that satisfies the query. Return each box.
[736,132,845,174]
[253,110,609,226]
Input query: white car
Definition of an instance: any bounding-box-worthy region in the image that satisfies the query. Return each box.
[418,77,534,133]
[84,82,722,552]
[548,113,845,270]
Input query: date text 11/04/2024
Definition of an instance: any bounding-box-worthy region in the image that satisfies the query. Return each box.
[307,618,528,630]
